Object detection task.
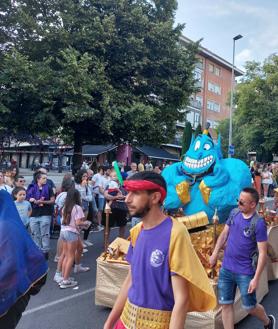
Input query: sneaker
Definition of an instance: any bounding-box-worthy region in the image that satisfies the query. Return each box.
[74,265,90,273]
[97,225,104,231]
[265,315,276,329]
[84,240,94,246]
[89,223,99,233]
[53,272,63,283]
[55,274,75,284]
[58,276,75,285]
[54,255,59,262]
[59,280,78,289]
[83,248,88,253]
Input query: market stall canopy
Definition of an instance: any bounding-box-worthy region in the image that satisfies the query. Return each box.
[135,145,179,161]
[67,144,116,156]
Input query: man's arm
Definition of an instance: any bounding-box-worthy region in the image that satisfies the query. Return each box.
[103,268,132,329]
[104,190,117,201]
[39,196,55,205]
[169,275,189,329]
[248,241,267,294]
[209,224,230,267]
[104,190,124,201]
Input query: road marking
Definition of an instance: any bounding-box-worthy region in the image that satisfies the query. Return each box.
[23,287,95,316]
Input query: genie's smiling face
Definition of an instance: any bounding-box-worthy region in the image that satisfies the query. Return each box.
[182,135,218,175]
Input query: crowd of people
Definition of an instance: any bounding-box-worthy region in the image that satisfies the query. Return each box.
[0,159,277,329]
[0,160,166,290]
[250,161,278,200]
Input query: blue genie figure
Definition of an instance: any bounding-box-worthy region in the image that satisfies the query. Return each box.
[162,129,251,223]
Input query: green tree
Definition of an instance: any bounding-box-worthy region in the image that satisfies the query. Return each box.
[194,123,202,137]
[217,118,247,159]
[217,54,278,162]
[181,121,192,157]
[0,0,198,171]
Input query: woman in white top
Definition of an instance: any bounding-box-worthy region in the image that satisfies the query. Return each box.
[74,169,93,219]
[261,164,272,199]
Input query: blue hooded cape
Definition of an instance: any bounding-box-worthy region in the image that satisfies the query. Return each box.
[0,190,48,317]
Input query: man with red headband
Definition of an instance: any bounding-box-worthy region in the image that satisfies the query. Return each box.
[104,172,216,329]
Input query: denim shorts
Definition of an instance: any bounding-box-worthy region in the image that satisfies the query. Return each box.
[218,267,257,310]
[97,198,105,211]
[82,200,89,212]
[60,230,79,242]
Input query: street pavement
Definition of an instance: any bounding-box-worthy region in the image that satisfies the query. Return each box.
[17,226,278,329]
[16,169,278,329]
[17,228,118,329]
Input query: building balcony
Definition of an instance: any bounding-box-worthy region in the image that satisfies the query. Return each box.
[189,99,202,109]
[166,137,182,147]
[195,79,204,89]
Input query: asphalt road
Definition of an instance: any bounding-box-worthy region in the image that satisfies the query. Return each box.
[16,224,278,329]
[17,228,117,329]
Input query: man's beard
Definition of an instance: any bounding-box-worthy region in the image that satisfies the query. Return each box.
[129,201,151,218]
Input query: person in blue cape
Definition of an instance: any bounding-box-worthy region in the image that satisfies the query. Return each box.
[0,190,48,329]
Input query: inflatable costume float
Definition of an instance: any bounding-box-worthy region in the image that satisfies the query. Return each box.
[162,130,251,223]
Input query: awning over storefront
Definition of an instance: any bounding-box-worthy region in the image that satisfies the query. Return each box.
[82,144,116,156]
[135,145,179,161]
[67,144,116,156]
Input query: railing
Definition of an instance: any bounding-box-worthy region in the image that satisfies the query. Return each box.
[167,137,182,146]
[190,99,202,109]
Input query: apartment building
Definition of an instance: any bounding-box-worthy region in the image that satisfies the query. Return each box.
[163,36,243,157]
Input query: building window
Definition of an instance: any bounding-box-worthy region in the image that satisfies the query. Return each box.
[208,63,221,76]
[208,81,221,95]
[195,95,203,108]
[186,111,194,126]
[209,64,214,73]
[194,68,202,81]
[194,112,200,128]
[207,119,219,129]
[174,132,183,145]
[215,67,221,76]
[196,58,204,69]
[194,68,203,88]
[207,100,220,112]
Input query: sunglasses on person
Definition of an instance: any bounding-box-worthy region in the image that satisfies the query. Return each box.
[237,199,252,206]
[18,179,25,183]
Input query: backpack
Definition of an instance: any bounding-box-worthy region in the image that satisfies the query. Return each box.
[227,208,261,271]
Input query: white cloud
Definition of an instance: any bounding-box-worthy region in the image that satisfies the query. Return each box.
[236,49,253,65]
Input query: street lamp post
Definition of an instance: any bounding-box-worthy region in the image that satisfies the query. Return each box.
[228,34,243,158]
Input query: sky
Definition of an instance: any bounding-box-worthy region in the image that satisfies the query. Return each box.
[175,0,278,69]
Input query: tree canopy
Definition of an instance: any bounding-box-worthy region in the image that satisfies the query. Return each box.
[0,0,198,169]
[217,54,278,162]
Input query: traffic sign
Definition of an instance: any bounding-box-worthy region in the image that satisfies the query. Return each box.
[228,144,235,155]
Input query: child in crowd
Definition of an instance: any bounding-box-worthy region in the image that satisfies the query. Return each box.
[4,166,18,188]
[106,169,122,208]
[54,188,90,289]
[12,187,32,229]
[53,175,74,262]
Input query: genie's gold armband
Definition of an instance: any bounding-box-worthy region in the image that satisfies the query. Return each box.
[176,181,190,205]
[199,180,211,204]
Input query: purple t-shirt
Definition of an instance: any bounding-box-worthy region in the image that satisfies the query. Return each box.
[126,217,175,311]
[222,211,267,275]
